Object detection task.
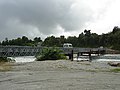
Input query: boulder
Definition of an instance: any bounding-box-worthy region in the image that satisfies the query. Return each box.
[108,62,120,67]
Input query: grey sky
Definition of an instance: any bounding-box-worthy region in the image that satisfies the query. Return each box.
[0,0,120,41]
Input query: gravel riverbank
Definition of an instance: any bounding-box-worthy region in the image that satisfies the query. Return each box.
[0,60,120,90]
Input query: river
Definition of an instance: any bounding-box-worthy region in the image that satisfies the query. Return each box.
[74,54,120,62]
[9,54,120,63]
[95,54,120,61]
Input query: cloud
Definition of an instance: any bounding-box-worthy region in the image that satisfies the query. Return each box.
[86,0,120,34]
[0,0,119,40]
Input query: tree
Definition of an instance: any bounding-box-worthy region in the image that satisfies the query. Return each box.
[59,35,66,46]
[22,36,29,44]
[84,29,91,37]
[112,26,120,34]
[34,37,42,42]
[42,36,60,47]
[66,36,78,47]
[78,33,84,47]
[2,38,9,45]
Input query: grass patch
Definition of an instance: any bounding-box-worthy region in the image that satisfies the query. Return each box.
[0,62,13,72]
[110,68,120,73]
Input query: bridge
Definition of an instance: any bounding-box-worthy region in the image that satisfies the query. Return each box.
[0,46,42,57]
[0,46,106,58]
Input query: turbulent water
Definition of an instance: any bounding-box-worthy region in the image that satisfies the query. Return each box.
[9,54,120,63]
[95,54,120,61]
[74,54,120,62]
[9,56,36,63]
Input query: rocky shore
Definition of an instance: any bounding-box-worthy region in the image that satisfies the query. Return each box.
[0,60,120,90]
[106,48,120,54]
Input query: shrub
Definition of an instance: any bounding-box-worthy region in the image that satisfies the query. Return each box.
[0,57,9,62]
[0,57,15,62]
[36,47,66,61]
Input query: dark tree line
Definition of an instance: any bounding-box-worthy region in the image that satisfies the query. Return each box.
[1,36,42,46]
[1,26,120,50]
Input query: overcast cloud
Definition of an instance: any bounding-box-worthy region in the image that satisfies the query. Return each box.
[0,0,120,41]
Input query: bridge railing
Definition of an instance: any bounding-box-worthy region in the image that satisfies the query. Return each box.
[0,46,42,57]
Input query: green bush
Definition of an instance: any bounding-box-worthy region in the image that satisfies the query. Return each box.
[36,47,66,61]
[0,57,8,62]
[0,57,15,62]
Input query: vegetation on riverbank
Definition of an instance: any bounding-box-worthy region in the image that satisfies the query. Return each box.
[0,57,11,62]
[36,47,66,61]
[0,57,15,62]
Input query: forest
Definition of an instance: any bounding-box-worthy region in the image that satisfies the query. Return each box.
[0,26,120,50]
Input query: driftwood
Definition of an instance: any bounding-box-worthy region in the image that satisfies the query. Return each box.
[108,62,120,67]
[106,49,120,54]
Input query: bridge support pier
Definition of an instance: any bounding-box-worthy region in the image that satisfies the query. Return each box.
[65,50,74,61]
[71,50,73,61]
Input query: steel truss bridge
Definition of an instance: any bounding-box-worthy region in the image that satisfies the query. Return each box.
[0,46,42,57]
[0,46,105,57]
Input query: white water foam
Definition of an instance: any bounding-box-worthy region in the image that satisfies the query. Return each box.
[9,56,36,63]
